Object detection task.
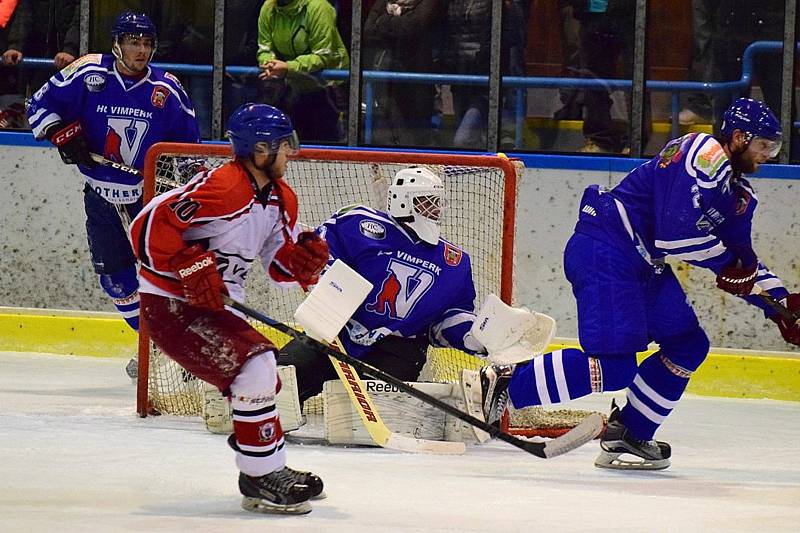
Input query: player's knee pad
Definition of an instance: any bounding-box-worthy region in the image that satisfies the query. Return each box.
[659,327,710,373]
[229,350,279,399]
[595,353,638,392]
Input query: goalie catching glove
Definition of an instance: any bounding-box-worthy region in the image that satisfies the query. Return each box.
[470,293,557,365]
[48,120,96,167]
[287,231,329,286]
[171,244,227,310]
[771,293,800,346]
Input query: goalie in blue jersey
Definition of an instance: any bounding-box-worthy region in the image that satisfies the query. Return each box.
[278,167,493,405]
[25,12,200,347]
[464,98,800,470]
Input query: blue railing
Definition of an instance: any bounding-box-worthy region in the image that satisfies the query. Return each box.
[19,41,798,148]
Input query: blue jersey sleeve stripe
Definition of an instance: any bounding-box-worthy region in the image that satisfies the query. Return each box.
[668,241,726,261]
[683,133,709,179]
[31,112,62,139]
[50,65,108,88]
[654,235,716,250]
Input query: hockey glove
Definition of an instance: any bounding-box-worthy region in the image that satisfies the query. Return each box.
[771,293,800,346]
[48,120,95,167]
[171,245,227,310]
[288,231,329,286]
[716,260,757,296]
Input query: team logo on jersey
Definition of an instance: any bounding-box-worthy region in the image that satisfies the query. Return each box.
[84,73,106,92]
[151,86,170,108]
[104,117,150,165]
[32,83,49,101]
[359,220,386,240]
[258,421,276,442]
[734,186,752,216]
[658,142,682,168]
[443,242,462,266]
[366,259,434,320]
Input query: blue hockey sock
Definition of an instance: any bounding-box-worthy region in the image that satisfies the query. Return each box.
[620,353,690,441]
[99,267,140,332]
[507,348,592,408]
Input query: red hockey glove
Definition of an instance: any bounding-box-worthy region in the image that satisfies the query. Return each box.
[171,245,226,310]
[48,120,95,167]
[716,260,757,296]
[288,231,329,286]
[771,293,800,346]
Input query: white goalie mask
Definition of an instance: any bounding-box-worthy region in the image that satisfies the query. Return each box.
[387,167,446,245]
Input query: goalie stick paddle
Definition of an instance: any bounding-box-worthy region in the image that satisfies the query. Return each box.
[222,295,605,459]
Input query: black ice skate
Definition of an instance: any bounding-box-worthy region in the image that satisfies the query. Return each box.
[285,466,325,499]
[238,468,312,514]
[460,364,514,443]
[594,400,671,471]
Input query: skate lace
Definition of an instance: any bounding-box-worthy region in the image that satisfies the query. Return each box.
[262,468,299,493]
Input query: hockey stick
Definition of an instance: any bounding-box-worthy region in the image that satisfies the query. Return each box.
[325,343,466,455]
[753,287,800,324]
[223,295,605,459]
[89,153,143,178]
[87,153,142,228]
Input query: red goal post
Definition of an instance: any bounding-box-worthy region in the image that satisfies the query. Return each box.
[137,143,519,419]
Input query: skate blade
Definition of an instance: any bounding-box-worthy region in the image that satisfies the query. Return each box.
[241,496,312,515]
[460,369,490,444]
[594,450,671,471]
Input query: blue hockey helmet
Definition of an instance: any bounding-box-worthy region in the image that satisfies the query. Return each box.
[226,103,300,158]
[111,12,157,63]
[720,98,782,158]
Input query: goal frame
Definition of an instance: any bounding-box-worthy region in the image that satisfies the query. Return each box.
[137,142,518,417]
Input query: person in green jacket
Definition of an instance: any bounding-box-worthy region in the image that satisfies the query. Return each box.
[257,0,349,143]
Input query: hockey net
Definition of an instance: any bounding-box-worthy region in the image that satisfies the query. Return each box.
[137,143,593,438]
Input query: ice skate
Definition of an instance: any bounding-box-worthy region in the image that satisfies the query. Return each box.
[460,364,514,443]
[238,468,312,515]
[285,466,325,499]
[594,400,671,470]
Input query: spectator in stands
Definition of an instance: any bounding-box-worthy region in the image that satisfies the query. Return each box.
[575,0,650,154]
[364,0,445,147]
[500,0,531,149]
[554,0,584,121]
[0,0,18,29]
[2,0,79,70]
[712,0,785,122]
[256,0,349,143]
[223,1,263,121]
[0,0,78,129]
[440,0,491,150]
[677,0,719,126]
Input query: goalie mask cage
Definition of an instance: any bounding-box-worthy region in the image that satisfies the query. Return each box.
[137,142,587,438]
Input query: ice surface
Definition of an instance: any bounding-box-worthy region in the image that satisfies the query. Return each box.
[1,351,799,532]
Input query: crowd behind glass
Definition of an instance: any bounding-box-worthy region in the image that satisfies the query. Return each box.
[0,0,797,160]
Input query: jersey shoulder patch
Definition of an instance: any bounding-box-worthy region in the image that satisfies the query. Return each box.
[58,53,105,80]
[691,134,727,174]
[162,71,185,90]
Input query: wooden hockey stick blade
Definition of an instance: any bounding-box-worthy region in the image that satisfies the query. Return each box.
[222,295,604,459]
[327,353,465,455]
[89,153,143,177]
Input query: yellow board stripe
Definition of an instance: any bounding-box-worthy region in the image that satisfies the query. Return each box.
[1,308,798,401]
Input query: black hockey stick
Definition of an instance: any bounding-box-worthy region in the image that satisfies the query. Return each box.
[222,295,604,459]
[755,292,800,324]
[89,153,143,178]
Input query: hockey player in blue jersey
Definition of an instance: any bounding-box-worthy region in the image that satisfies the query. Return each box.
[465,98,800,470]
[25,12,199,343]
[277,166,488,404]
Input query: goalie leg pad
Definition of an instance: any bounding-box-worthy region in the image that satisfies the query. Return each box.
[323,380,460,445]
[229,351,286,477]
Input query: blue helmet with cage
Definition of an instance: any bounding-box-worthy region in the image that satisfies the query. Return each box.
[111,12,158,64]
[226,103,300,158]
[720,98,782,158]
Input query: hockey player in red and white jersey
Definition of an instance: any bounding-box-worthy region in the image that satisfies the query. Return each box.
[129,103,329,515]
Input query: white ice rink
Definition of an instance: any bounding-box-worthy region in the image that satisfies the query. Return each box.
[1,351,799,533]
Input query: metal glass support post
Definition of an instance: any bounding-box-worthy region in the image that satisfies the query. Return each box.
[629,0,647,157]
[779,0,797,163]
[79,0,90,56]
[212,0,226,140]
[487,0,503,152]
[347,0,363,146]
